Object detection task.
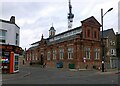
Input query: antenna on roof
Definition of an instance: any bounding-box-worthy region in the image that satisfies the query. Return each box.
[52,23,53,27]
[67,0,74,30]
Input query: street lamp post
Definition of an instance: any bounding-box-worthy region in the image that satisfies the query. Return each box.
[101,8,113,72]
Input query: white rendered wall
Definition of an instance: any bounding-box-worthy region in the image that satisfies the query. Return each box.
[0,22,20,46]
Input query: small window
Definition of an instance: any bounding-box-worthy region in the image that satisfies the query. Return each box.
[73,30,76,34]
[87,30,90,37]
[64,34,66,37]
[16,33,19,45]
[32,53,34,60]
[84,47,90,59]
[77,29,81,33]
[70,31,73,35]
[0,39,6,43]
[60,49,64,60]
[68,47,73,59]
[54,37,57,40]
[0,30,6,43]
[94,31,97,38]
[111,49,116,55]
[36,53,38,60]
[47,51,51,60]
[94,48,100,59]
[50,31,52,36]
[110,40,113,45]
[0,30,6,36]
[53,50,56,60]
[113,41,115,45]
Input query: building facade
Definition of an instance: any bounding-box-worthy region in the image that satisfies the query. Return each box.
[26,16,102,69]
[0,16,21,73]
[116,33,120,69]
[101,29,117,69]
[0,16,20,46]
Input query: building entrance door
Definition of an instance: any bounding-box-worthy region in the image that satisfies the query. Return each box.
[40,54,44,65]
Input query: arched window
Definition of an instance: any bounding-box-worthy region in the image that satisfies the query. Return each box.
[68,47,73,59]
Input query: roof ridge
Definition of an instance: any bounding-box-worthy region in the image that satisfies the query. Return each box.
[103,28,113,31]
[0,18,20,28]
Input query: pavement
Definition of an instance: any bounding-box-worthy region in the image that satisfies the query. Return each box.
[69,68,120,76]
[22,63,120,73]
[2,70,31,81]
[69,68,119,72]
[95,68,120,75]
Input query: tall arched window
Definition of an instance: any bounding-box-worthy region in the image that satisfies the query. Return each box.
[47,51,51,60]
[68,47,73,59]
[60,49,64,59]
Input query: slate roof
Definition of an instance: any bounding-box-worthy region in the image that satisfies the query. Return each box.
[0,19,20,28]
[100,28,115,38]
[31,26,81,45]
[48,26,81,39]
[31,41,40,45]
[47,34,78,46]
[27,45,38,51]
[49,26,55,31]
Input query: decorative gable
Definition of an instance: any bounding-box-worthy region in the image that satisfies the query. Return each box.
[81,16,101,27]
[81,16,101,41]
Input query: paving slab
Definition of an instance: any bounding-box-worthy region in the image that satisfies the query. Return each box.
[2,70,31,81]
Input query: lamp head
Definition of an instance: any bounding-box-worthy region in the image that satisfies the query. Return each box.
[107,8,113,12]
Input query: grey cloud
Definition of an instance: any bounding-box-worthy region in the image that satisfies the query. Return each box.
[2,2,51,19]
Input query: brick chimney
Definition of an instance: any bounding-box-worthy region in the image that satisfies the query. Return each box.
[116,32,118,35]
[10,16,15,24]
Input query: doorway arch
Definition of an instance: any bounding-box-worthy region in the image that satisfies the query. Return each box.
[40,53,44,65]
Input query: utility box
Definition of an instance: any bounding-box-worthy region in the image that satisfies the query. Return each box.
[56,61,63,68]
[69,63,75,69]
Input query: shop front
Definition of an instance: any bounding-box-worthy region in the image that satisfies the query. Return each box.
[0,44,21,74]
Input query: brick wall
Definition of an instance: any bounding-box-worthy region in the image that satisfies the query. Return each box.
[26,16,102,69]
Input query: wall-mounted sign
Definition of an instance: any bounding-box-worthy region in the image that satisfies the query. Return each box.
[83,57,86,63]
[0,44,21,54]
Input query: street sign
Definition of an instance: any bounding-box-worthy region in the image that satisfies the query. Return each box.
[83,57,86,63]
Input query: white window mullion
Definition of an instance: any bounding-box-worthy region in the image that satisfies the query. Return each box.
[47,51,51,60]
[68,47,73,60]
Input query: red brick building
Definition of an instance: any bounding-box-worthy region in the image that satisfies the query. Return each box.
[26,16,102,69]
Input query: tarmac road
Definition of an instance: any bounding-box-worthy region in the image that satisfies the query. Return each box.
[2,65,120,85]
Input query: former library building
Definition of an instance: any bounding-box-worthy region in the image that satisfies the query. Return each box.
[25,16,104,69]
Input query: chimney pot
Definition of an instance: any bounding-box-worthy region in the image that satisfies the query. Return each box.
[10,16,15,24]
[116,32,118,35]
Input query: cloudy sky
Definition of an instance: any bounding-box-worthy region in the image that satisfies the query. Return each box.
[0,0,119,50]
